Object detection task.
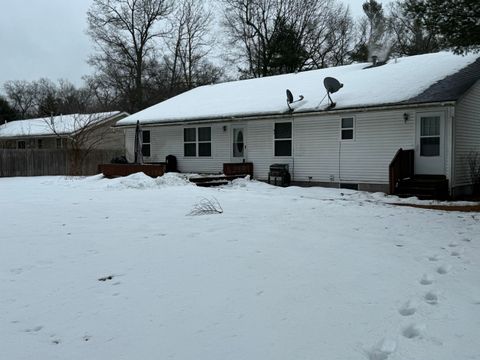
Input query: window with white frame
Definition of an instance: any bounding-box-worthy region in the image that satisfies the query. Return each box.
[198,127,211,157]
[142,130,151,157]
[341,117,355,140]
[274,122,292,156]
[184,127,211,157]
[420,116,440,156]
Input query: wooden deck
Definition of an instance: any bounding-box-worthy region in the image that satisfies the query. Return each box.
[98,163,166,178]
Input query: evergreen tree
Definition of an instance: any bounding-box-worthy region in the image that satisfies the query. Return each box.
[405,0,480,54]
[0,97,18,124]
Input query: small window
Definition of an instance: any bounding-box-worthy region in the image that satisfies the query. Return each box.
[184,127,211,157]
[274,122,292,156]
[17,140,26,149]
[37,139,43,149]
[341,117,354,140]
[56,138,62,149]
[142,130,151,157]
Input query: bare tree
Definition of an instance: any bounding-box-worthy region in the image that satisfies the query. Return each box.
[46,113,120,175]
[220,0,354,78]
[3,80,39,118]
[165,0,219,90]
[87,0,174,112]
[388,0,440,56]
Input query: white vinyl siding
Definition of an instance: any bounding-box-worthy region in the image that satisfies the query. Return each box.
[126,123,229,173]
[123,105,454,186]
[454,80,480,187]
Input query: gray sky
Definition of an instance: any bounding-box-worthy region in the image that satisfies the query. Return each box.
[0,0,377,92]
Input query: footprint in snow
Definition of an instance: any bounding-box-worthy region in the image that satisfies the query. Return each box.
[437,264,452,274]
[24,325,43,333]
[451,247,464,257]
[448,242,459,248]
[365,338,397,360]
[428,254,441,262]
[419,274,434,285]
[402,323,426,339]
[425,290,440,305]
[399,299,418,316]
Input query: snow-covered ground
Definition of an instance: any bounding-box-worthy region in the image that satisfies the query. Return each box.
[1,174,479,360]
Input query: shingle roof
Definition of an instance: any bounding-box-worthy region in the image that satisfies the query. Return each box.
[405,57,480,104]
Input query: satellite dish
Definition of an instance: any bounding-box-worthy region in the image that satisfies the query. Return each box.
[324,77,343,94]
[323,77,343,109]
[286,89,304,111]
[286,89,294,104]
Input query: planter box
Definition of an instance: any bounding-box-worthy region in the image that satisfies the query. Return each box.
[223,162,253,177]
[98,163,166,178]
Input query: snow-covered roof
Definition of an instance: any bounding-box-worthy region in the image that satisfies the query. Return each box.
[0,111,125,138]
[116,51,480,126]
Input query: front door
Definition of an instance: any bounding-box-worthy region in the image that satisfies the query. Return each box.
[231,126,247,162]
[415,112,445,175]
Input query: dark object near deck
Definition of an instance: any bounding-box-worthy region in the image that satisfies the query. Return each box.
[165,155,177,172]
[98,163,166,178]
[111,155,128,164]
[190,174,247,187]
[395,175,449,200]
[223,162,253,177]
[389,148,449,199]
[268,164,291,186]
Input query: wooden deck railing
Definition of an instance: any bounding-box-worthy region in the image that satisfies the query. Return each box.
[389,148,414,194]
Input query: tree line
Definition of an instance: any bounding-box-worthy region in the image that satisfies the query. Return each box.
[1,0,478,124]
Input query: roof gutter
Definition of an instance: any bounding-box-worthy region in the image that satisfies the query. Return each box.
[114,101,457,128]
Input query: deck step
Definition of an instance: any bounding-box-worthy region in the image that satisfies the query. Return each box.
[395,175,449,200]
[189,174,248,187]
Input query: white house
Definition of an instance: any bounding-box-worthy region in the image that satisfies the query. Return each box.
[0,111,128,151]
[115,52,480,197]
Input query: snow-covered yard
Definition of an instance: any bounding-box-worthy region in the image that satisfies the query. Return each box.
[1,174,479,360]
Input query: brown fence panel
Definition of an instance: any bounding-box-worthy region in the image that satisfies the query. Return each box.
[0,149,123,177]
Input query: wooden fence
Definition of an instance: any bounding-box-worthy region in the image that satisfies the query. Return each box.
[0,149,123,177]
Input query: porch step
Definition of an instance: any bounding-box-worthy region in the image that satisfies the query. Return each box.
[189,174,248,187]
[396,175,449,200]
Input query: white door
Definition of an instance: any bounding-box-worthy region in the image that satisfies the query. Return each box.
[231,126,247,162]
[415,112,445,175]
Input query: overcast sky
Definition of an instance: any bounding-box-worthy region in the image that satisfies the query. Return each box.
[0,0,380,92]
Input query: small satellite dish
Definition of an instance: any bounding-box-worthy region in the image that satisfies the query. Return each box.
[286,89,294,104]
[286,89,304,111]
[323,77,343,109]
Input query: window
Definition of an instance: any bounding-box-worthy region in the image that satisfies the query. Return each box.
[184,128,197,156]
[17,140,26,149]
[274,122,292,156]
[184,127,211,157]
[56,138,62,149]
[420,116,440,156]
[142,130,151,157]
[198,127,211,157]
[341,117,355,140]
[37,139,43,149]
